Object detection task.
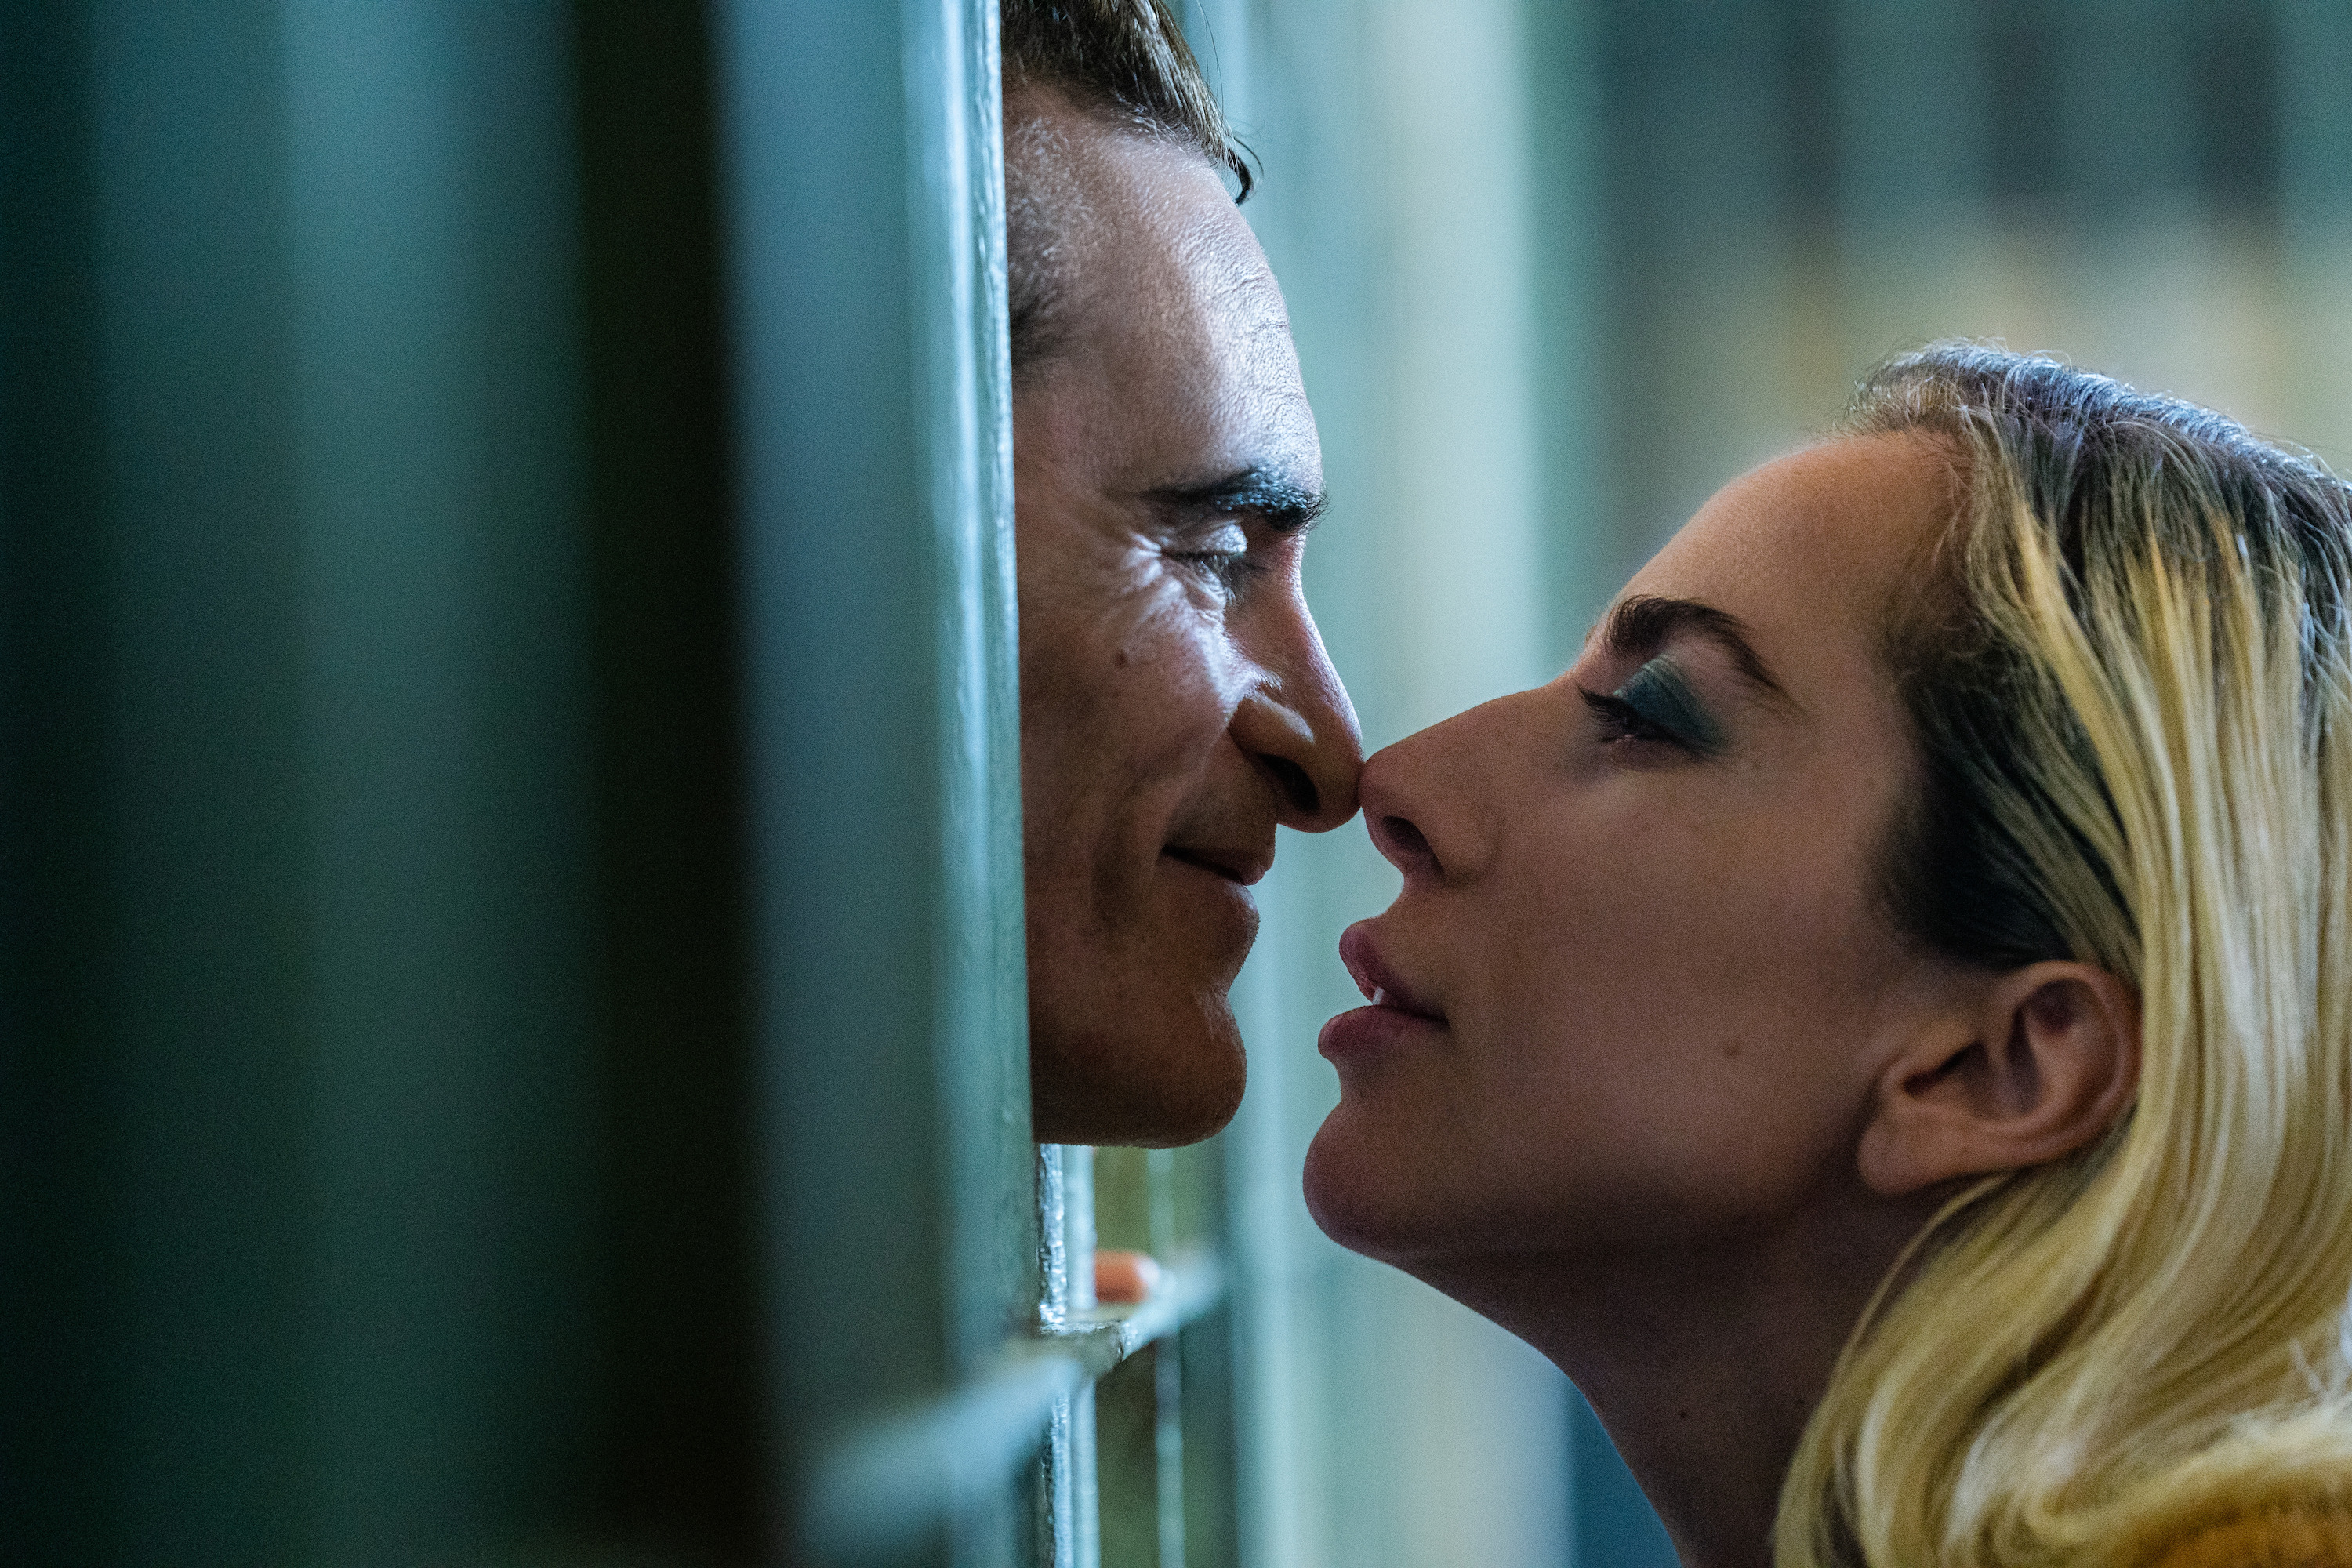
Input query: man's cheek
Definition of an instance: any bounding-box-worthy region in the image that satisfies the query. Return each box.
[1101,550,1229,649]
[1109,583,1248,713]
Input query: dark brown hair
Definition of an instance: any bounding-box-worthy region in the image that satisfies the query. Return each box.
[1000,0,1248,372]
[1001,0,1248,197]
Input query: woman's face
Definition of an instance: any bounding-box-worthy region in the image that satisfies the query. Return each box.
[1305,434,1963,1268]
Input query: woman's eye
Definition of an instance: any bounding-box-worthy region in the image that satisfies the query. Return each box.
[1580,688,1676,746]
[1578,657,1726,756]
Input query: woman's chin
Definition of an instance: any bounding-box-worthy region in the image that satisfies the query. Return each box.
[1302,1102,1433,1261]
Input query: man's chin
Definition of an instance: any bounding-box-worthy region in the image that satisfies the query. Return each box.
[1028,999,1247,1147]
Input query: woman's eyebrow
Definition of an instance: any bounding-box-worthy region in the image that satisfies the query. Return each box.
[1597,594,1790,702]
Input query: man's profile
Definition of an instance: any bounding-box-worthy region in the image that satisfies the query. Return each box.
[1004,1,1362,1148]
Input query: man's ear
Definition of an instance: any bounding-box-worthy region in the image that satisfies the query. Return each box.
[1858,961,2140,1197]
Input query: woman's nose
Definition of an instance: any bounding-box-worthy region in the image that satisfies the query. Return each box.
[1358,739,1449,884]
[1366,794,1443,881]
[1356,690,1526,886]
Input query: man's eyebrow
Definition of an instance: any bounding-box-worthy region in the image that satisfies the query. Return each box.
[1144,467,1329,535]
[1595,594,1789,702]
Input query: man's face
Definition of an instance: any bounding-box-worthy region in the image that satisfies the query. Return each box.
[1011,93,1362,1147]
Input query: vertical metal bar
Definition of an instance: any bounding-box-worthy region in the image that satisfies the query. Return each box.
[1167,1141,1237,1568]
[1091,1146,1152,1568]
[718,0,1027,1561]
[1146,1149,1186,1568]
[1058,1148,1101,1568]
[313,0,592,1548]
[0,10,116,1546]
[1036,1146,1072,1566]
[911,0,1033,1410]
[282,5,599,1554]
[1,2,604,1560]
[569,0,759,1550]
[13,6,313,1557]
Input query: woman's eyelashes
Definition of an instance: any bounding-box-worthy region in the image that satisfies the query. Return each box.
[1580,655,1727,757]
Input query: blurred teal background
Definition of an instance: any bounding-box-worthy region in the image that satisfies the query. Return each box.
[1,2,2346,1565]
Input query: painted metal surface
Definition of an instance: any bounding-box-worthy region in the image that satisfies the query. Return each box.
[718,0,1033,1562]
[0,4,608,1559]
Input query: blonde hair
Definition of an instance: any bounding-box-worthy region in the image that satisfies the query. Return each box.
[1777,346,2352,1567]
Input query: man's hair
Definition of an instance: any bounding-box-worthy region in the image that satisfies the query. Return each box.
[1001,0,1248,197]
[1000,0,1249,373]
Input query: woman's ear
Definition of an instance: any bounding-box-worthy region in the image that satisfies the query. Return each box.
[1857,961,2140,1197]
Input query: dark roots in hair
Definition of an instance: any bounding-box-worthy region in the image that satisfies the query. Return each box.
[1853,343,2352,976]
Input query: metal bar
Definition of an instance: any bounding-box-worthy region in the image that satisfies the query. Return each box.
[0,4,605,1559]
[281,6,600,1552]
[568,0,760,1548]
[1048,1147,1101,1568]
[1149,1151,1187,1568]
[808,1257,1229,1562]
[717,1,1029,1563]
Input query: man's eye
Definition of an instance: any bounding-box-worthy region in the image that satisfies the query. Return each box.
[1167,524,1261,597]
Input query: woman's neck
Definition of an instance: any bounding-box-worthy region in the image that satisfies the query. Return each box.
[1404,1193,1925,1568]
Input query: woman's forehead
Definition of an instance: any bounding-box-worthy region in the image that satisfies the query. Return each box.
[1624,435,1950,687]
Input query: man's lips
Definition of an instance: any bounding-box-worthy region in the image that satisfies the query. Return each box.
[1338,922,1444,1022]
[1163,843,1272,886]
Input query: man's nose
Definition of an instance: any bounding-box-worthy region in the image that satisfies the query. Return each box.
[1229,594,1362,833]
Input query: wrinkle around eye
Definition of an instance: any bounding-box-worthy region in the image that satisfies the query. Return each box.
[1119,550,1236,633]
[1155,520,1265,606]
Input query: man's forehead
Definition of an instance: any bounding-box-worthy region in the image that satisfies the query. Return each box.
[1007,90,1319,486]
[1181,225,1293,343]
[1067,151,1277,321]
[1007,96,1265,307]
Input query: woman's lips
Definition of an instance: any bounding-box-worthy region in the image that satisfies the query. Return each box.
[1338,922,1444,1021]
[1323,922,1446,1065]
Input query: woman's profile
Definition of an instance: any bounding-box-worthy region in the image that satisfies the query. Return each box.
[1308,344,2352,1567]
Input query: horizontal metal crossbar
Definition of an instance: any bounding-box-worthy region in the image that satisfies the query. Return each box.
[804,1250,1226,1561]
